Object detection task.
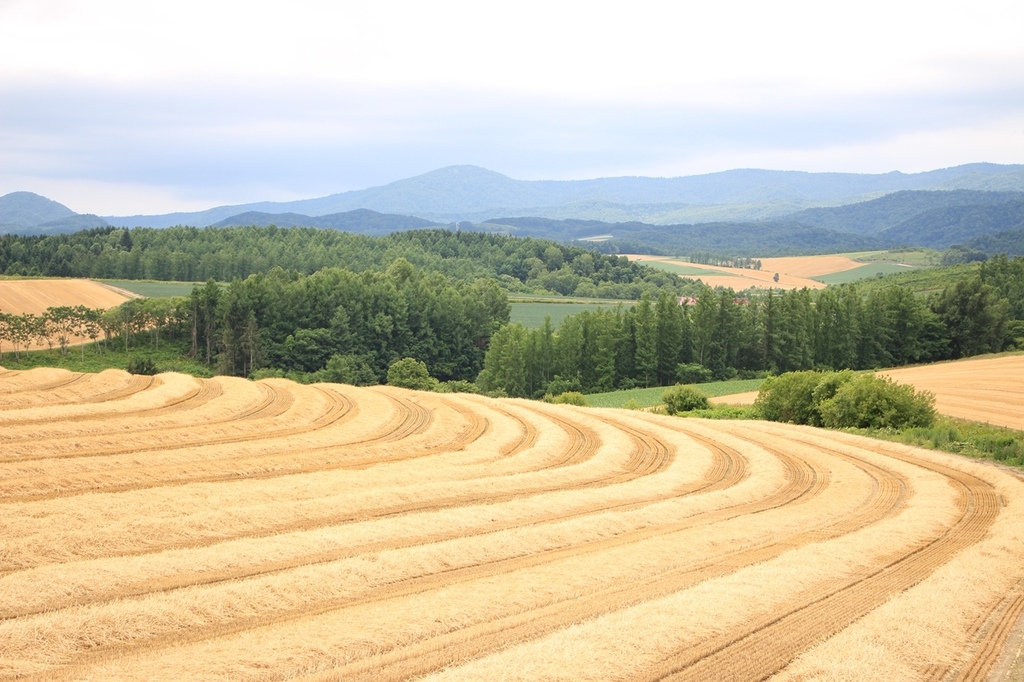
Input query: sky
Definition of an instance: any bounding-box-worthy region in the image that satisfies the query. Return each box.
[1,0,1023,216]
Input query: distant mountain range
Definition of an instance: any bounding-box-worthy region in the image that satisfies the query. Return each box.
[3,164,1024,256]
[100,162,1024,227]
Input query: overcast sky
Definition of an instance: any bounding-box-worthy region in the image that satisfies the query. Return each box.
[2,0,1023,215]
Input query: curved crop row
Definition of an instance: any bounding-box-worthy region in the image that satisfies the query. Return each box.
[0,367,1021,681]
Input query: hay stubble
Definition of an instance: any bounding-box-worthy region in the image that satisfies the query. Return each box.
[1,368,1022,680]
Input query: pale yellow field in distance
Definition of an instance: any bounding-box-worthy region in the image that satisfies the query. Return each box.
[626,253,876,290]
[1,367,1022,680]
[0,278,136,315]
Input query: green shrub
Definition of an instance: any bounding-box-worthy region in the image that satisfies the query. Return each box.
[676,363,713,385]
[662,384,711,415]
[545,391,588,406]
[756,370,936,430]
[318,353,378,386]
[436,380,480,394]
[754,371,837,425]
[545,375,583,396]
[386,357,439,391]
[818,374,936,429]
[126,357,158,375]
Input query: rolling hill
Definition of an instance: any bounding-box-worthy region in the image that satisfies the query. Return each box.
[0,191,109,234]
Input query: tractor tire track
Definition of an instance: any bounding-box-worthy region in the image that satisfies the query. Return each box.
[644,442,1000,682]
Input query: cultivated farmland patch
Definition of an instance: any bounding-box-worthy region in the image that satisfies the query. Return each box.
[0,368,1022,680]
[713,354,1024,424]
[0,279,136,315]
[879,354,1024,431]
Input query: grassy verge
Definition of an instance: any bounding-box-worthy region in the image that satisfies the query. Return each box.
[586,378,764,408]
[847,416,1024,469]
[0,340,214,377]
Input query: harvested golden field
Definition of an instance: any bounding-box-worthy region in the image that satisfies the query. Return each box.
[879,354,1024,431]
[757,254,864,278]
[714,354,1024,423]
[0,279,136,315]
[627,253,915,291]
[626,254,878,291]
[1,366,1023,681]
[625,255,827,290]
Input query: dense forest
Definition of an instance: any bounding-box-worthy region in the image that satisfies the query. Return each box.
[0,227,688,299]
[478,256,1024,397]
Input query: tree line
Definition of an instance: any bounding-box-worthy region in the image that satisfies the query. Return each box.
[0,300,180,360]
[0,227,689,300]
[4,246,1021,398]
[1,261,510,384]
[478,264,1020,398]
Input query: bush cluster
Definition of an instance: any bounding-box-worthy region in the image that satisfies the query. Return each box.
[755,370,936,430]
[126,357,158,375]
[662,385,711,415]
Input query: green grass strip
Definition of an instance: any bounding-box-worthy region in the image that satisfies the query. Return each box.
[586,378,764,408]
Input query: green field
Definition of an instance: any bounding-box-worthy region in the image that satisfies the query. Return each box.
[101,280,201,298]
[811,262,919,285]
[853,263,981,295]
[848,248,942,267]
[585,378,764,408]
[509,298,633,327]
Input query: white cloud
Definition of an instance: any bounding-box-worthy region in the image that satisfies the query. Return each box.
[1,0,1022,212]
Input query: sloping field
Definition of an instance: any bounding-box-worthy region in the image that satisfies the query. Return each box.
[758,254,865,278]
[0,279,136,315]
[879,354,1024,431]
[627,256,827,291]
[713,355,1024,426]
[1,367,1023,681]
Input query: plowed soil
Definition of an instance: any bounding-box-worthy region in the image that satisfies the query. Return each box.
[0,368,1022,681]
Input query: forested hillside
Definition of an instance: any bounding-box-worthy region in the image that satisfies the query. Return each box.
[963,227,1024,256]
[783,190,1024,234]
[0,227,686,299]
[878,200,1024,248]
[485,218,888,256]
[210,208,439,233]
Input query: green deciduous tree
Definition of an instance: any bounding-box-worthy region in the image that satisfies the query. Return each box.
[386,357,439,391]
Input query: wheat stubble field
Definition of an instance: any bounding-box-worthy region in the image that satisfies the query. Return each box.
[0,279,135,315]
[1,367,1024,681]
